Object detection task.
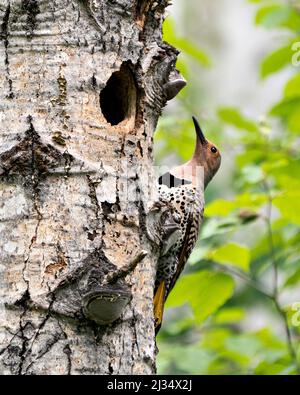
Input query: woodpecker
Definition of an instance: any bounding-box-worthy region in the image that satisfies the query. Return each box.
[154,116,221,332]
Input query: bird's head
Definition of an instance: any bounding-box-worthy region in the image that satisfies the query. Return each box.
[190,116,221,188]
[166,116,221,190]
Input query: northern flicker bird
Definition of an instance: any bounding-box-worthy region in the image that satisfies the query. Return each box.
[154,116,221,332]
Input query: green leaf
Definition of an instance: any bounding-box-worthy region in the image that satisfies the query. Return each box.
[256,328,286,350]
[255,360,296,375]
[218,107,258,132]
[235,192,266,209]
[202,327,231,349]
[270,97,300,118]
[208,243,251,272]
[256,5,288,27]
[225,335,262,358]
[174,347,215,374]
[284,73,300,99]
[236,149,265,167]
[155,117,196,161]
[260,45,292,78]
[163,18,211,67]
[157,345,215,374]
[255,5,300,30]
[175,38,212,67]
[162,17,176,43]
[175,57,189,80]
[205,199,235,217]
[199,218,240,240]
[283,268,300,288]
[213,308,245,324]
[287,107,300,133]
[273,191,300,225]
[166,271,235,323]
[251,231,284,275]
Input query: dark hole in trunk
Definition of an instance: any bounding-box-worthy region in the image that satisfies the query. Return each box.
[100,63,136,127]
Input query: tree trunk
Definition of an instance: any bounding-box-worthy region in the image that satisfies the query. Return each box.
[0,0,177,375]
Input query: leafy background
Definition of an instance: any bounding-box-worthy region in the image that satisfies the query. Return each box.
[154,0,300,375]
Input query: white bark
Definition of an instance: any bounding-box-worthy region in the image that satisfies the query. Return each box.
[0,0,178,374]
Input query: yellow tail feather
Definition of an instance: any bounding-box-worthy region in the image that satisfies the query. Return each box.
[154,281,166,332]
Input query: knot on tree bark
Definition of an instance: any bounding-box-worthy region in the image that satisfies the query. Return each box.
[48,248,147,326]
[0,117,73,180]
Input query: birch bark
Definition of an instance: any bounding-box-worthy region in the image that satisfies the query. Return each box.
[0,0,177,374]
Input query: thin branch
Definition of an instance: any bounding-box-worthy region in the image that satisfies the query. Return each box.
[216,260,300,373]
[262,180,278,298]
[262,180,300,374]
[214,263,273,300]
[273,298,299,371]
[104,250,148,284]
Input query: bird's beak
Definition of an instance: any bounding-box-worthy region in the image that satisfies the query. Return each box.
[192,116,207,145]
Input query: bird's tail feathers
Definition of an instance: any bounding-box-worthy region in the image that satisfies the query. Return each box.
[154,281,166,335]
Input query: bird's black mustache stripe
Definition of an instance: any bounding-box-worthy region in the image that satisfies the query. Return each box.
[159,172,192,188]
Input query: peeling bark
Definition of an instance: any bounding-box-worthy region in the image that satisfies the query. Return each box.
[0,0,178,374]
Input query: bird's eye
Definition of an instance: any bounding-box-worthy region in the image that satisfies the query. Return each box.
[211,146,218,154]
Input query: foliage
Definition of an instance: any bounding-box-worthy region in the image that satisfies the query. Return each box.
[155,0,300,375]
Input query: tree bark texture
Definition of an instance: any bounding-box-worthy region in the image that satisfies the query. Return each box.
[0,0,177,374]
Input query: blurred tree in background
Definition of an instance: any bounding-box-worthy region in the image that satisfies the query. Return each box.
[155,0,300,375]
